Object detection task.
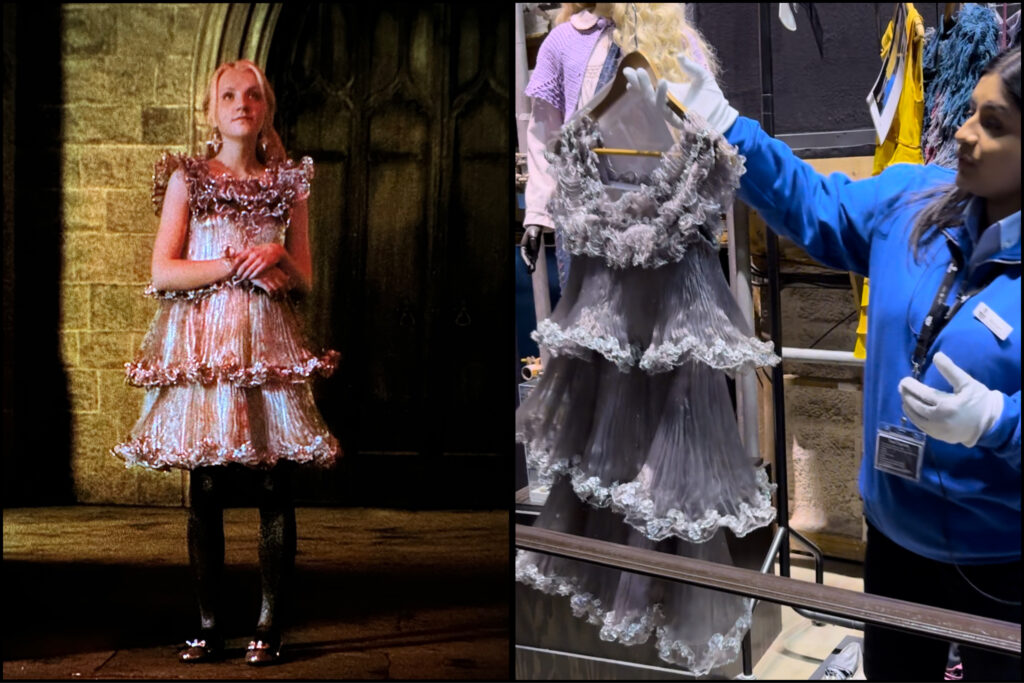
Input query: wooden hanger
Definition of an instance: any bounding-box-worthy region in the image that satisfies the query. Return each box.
[586,51,687,157]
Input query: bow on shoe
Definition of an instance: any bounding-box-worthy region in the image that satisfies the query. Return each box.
[246,635,283,666]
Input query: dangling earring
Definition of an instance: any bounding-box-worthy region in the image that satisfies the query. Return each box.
[206,127,223,156]
[257,129,269,158]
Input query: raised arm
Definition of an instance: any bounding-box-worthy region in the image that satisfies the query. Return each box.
[726,117,924,275]
[630,54,928,276]
[150,168,235,291]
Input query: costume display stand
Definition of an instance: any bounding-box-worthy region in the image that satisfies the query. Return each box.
[734,5,868,679]
[515,4,878,678]
[513,9,781,680]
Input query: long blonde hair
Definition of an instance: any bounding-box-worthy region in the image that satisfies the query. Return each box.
[555,3,720,83]
[202,59,288,164]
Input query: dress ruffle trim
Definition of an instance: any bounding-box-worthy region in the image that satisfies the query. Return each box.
[532,318,780,376]
[151,152,313,228]
[519,443,777,543]
[125,351,340,388]
[654,607,753,674]
[515,551,752,676]
[144,278,292,302]
[111,434,339,471]
[546,115,746,270]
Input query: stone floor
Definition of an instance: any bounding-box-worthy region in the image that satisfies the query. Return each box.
[3,506,510,680]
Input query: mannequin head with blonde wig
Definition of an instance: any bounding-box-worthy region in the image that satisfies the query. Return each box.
[554,3,720,83]
[202,59,288,164]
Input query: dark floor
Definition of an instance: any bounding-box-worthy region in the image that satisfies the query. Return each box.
[3,506,510,679]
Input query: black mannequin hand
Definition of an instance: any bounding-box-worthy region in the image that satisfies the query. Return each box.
[520,224,542,273]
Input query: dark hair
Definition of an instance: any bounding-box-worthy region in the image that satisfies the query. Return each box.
[908,45,1021,262]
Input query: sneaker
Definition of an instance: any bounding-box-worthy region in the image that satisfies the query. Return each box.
[945,643,962,680]
[822,641,862,680]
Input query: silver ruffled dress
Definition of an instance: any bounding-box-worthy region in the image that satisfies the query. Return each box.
[515,115,780,675]
[111,154,340,471]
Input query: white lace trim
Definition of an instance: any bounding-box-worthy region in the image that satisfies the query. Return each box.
[515,551,605,625]
[599,605,664,646]
[516,550,754,675]
[532,318,635,369]
[609,468,777,543]
[517,443,777,543]
[654,600,754,675]
[639,334,780,375]
[533,319,780,375]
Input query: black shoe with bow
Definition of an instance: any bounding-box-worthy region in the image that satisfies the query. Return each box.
[245,629,283,666]
[179,627,224,663]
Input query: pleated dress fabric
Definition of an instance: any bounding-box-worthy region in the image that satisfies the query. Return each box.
[515,115,780,675]
[111,154,340,471]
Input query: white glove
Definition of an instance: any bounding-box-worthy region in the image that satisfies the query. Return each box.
[624,55,739,136]
[898,351,1004,448]
[623,66,685,129]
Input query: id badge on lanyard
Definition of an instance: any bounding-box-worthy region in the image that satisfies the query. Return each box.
[873,257,962,482]
[875,422,926,482]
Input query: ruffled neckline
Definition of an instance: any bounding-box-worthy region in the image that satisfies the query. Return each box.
[205,159,271,183]
[151,151,314,217]
[192,156,308,194]
[544,114,746,269]
[558,114,723,207]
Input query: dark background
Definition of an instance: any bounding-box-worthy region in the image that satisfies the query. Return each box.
[3,3,510,510]
[692,3,979,149]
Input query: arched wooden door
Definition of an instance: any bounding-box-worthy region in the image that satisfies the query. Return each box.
[266,4,509,505]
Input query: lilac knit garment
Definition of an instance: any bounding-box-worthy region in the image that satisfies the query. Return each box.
[525,16,612,120]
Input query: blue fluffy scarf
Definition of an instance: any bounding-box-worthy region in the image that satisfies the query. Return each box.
[922,4,1001,169]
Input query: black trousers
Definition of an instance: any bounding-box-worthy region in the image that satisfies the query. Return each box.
[862,522,1022,681]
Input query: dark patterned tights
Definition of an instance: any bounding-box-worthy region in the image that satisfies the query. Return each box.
[187,463,296,640]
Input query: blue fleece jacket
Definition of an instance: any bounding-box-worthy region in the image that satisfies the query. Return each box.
[725,116,1021,564]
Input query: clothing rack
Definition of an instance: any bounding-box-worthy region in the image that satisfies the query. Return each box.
[734,4,871,679]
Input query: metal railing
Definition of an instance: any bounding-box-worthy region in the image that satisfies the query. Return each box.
[516,524,1021,656]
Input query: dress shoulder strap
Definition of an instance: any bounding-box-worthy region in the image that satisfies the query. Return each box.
[151,152,204,216]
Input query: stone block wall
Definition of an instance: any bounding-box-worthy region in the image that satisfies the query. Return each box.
[781,288,865,540]
[60,4,205,505]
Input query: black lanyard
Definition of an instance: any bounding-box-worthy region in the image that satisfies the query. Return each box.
[910,252,1005,380]
[911,257,965,380]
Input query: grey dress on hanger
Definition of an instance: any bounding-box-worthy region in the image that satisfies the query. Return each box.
[515,111,780,674]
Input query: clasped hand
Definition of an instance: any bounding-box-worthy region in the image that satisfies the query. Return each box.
[228,244,290,295]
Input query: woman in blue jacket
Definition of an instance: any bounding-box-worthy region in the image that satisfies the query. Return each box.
[626,46,1020,680]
